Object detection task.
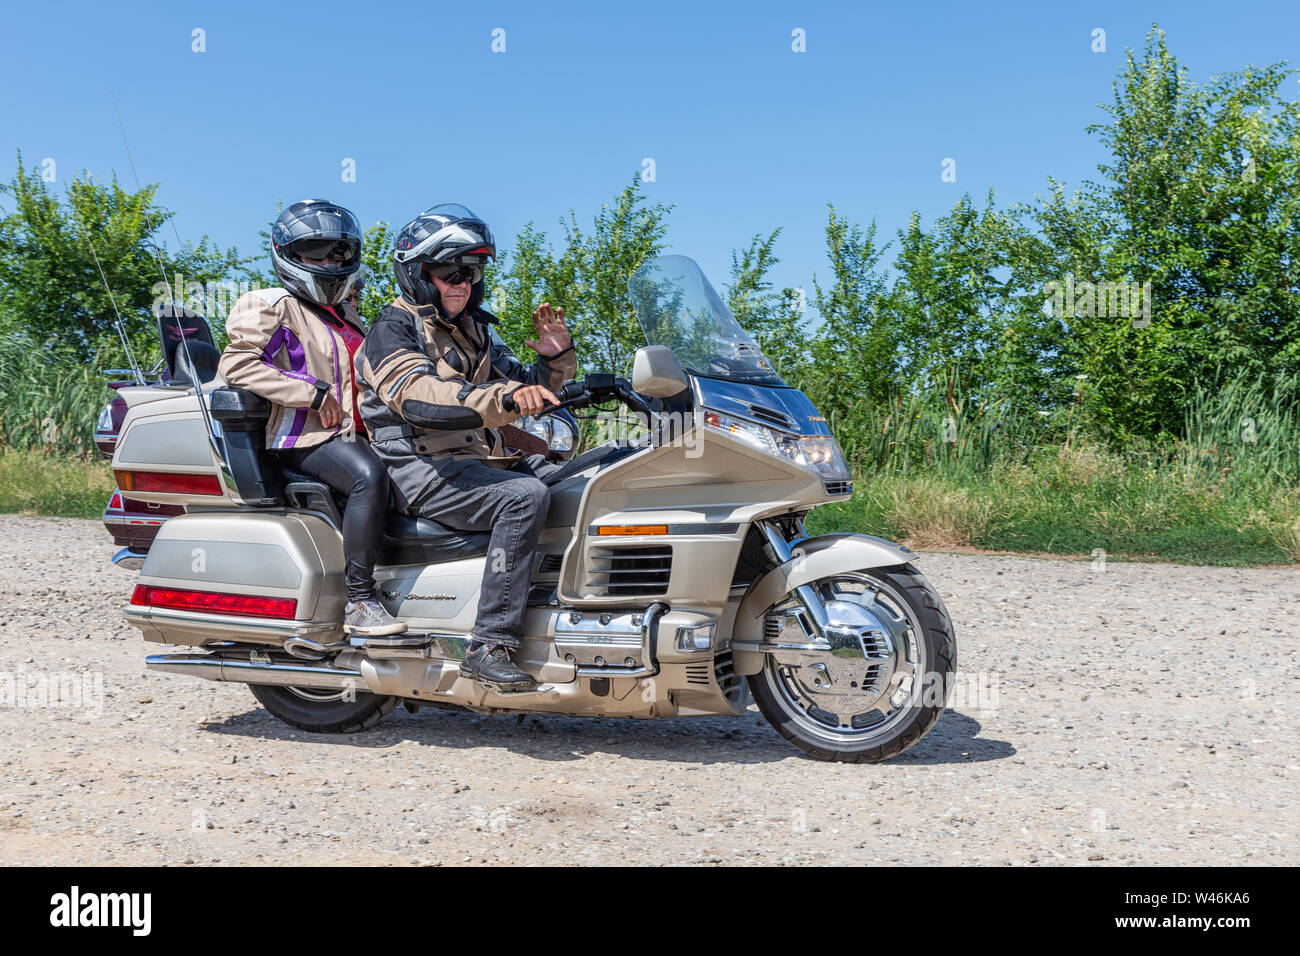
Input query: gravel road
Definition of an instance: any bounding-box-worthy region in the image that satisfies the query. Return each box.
[0,514,1295,866]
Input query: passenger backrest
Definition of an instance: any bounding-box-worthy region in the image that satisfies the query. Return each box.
[156,304,218,385]
[209,387,284,506]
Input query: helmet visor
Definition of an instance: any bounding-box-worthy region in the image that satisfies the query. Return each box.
[422,203,479,220]
[426,262,483,285]
[289,237,361,266]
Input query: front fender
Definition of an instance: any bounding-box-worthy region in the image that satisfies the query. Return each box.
[730,533,915,674]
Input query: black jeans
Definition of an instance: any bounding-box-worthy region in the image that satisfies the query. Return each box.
[276,438,389,603]
[406,454,557,648]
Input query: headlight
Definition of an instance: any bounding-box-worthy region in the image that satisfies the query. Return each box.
[702,410,849,479]
[516,414,577,453]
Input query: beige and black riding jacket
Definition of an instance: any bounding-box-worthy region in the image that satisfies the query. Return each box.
[356,295,576,469]
[218,288,368,450]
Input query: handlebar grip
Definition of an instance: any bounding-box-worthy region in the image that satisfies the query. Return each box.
[556,379,588,402]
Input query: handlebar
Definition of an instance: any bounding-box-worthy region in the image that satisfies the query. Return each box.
[535,374,657,418]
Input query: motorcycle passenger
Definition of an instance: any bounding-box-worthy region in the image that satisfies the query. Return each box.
[218,199,406,638]
[347,265,370,311]
[357,203,577,690]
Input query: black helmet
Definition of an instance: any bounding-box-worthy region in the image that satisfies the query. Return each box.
[270,199,363,307]
[393,203,495,309]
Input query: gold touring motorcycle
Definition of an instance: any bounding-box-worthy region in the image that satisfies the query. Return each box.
[113,255,955,762]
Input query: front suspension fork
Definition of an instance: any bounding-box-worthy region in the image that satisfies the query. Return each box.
[757,519,832,648]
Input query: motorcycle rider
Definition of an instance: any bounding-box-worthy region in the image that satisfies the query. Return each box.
[218,199,406,637]
[356,203,576,690]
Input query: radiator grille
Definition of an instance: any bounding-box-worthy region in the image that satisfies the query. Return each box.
[586,546,672,597]
[824,479,853,496]
[730,524,771,587]
[714,651,743,703]
[685,662,711,685]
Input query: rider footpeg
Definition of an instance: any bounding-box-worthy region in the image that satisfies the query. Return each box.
[473,680,546,695]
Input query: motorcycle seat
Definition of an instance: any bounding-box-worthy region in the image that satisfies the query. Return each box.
[279,467,491,566]
[380,512,492,566]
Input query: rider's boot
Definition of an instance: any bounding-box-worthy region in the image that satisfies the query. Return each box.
[343,598,408,637]
[459,639,536,690]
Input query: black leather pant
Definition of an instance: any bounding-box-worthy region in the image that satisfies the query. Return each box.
[277,438,389,603]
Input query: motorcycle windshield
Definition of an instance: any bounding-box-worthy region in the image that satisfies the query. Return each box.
[628,255,785,386]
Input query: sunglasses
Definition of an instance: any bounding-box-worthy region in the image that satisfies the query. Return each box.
[291,239,358,263]
[426,263,482,285]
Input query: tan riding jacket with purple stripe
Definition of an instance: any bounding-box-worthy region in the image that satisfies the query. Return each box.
[217,288,368,450]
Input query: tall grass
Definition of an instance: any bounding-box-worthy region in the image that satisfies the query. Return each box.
[0,449,114,517]
[832,388,1048,478]
[1181,370,1300,483]
[0,333,110,457]
[809,372,1300,564]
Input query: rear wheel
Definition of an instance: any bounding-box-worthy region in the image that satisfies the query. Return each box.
[249,683,398,733]
[749,564,955,763]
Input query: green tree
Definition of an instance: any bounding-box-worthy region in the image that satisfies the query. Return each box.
[549,176,674,375]
[0,154,248,362]
[726,228,810,381]
[892,191,1065,411]
[356,221,396,320]
[1051,26,1300,438]
[808,207,899,415]
[489,222,558,353]
[487,177,672,376]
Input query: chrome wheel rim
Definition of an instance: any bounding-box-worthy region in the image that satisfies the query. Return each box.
[285,685,353,703]
[764,573,926,746]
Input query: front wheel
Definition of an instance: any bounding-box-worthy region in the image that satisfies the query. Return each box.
[749,564,956,763]
[250,683,398,733]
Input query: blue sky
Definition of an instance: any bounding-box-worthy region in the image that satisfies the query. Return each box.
[2,0,1298,309]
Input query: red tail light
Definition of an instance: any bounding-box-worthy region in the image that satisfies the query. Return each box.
[109,396,128,432]
[108,491,123,511]
[115,470,223,495]
[131,585,297,620]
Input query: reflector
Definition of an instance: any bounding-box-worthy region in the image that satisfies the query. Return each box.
[130,585,297,620]
[115,470,223,495]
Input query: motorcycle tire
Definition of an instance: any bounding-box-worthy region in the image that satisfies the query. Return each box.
[250,683,399,733]
[749,563,956,763]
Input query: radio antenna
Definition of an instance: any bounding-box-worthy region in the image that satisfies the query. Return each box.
[77,214,145,386]
[110,91,221,458]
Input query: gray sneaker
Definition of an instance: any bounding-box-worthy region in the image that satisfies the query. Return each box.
[343,599,408,637]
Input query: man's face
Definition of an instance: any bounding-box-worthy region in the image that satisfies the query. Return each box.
[430,272,472,318]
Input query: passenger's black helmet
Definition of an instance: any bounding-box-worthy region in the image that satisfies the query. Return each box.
[393,203,495,309]
[270,200,363,307]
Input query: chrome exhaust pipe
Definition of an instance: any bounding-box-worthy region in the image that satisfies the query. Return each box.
[283,637,350,661]
[145,654,363,690]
